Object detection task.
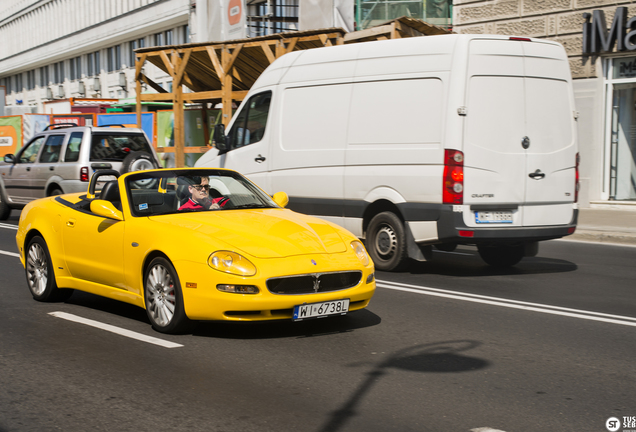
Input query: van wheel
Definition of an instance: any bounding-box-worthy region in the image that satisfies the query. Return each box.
[48,188,63,196]
[477,244,524,267]
[366,212,409,272]
[0,195,10,220]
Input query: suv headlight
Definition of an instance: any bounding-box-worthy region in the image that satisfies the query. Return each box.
[351,241,370,266]
[208,251,256,276]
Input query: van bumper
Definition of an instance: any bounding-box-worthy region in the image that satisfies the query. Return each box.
[436,206,578,244]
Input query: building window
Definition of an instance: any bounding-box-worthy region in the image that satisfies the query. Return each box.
[27,70,36,90]
[129,38,145,67]
[15,73,23,92]
[107,46,121,72]
[87,51,100,76]
[154,32,164,46]
[165,30,173,45]
[183,25,189,43]
[69,56,81,81]
[53,61,64,84]
[154,30,173,47]
[40,66,49,86]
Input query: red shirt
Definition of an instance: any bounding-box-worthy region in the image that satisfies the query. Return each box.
[178,197,229,211]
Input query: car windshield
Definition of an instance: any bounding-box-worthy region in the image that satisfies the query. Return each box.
[125,169,279,217]
[90,133,152,162]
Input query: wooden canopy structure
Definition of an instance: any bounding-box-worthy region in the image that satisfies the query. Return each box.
[134,17,450,167]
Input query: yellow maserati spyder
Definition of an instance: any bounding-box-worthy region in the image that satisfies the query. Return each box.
[16,168,375,334]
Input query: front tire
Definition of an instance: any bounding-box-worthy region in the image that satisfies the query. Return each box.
[366,211,409,272]
[477,244,524,267]
[144,257,192,334]
[25,236,73,302]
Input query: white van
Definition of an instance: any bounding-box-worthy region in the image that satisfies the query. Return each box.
[196,34,579,271]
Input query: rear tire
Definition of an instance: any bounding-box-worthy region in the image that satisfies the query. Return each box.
[144,257,192,334]
[48,188,63,196]
[25,236,73,302]
[366,211,409,272]
[477,244,524,267]
[0,194,10,220]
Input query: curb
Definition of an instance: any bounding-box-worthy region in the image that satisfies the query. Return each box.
[567,229,636,246]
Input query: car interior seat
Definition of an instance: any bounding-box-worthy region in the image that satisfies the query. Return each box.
[99,180,122,210]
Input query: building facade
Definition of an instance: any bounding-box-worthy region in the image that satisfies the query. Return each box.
[0,0,194,114]
[453,0,636,206]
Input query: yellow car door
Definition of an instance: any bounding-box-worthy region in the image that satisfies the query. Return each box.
[61,209,126,290]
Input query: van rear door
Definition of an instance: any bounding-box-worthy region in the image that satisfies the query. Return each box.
[463,38,576,227]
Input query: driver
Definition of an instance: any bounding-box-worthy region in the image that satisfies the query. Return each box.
[178,176,228,211]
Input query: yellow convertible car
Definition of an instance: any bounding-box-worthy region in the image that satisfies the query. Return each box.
[16,168,375,333]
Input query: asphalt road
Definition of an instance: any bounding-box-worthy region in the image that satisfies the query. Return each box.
[1,212,635,432]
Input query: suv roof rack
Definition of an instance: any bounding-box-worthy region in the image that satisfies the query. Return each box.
[43,123,78,130]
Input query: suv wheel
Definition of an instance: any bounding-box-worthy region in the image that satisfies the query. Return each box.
[121,151,158,174]
[0,194,10,220]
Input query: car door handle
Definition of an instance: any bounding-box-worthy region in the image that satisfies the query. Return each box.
[26,167,31,171]
[49,166,55,171]
[66,219,75,227]
[255,154,266,163]
[528,169,545,179]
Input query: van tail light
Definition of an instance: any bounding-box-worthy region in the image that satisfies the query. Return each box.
[443,149,464,204]
[575,152,580,203]
[80,167,89,182]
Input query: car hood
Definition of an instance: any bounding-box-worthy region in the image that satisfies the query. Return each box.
[149,209,348,258]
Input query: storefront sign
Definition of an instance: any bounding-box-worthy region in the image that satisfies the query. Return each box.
[582,7,636,54]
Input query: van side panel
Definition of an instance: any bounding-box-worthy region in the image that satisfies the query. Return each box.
[344,78,445,228]
[270,83,351,226]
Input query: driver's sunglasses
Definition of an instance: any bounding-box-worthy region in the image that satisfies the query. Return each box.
[192,184,210,191]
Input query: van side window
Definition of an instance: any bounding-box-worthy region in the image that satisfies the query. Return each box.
[18,137,45,163]
[228,91,272,149]
[64,132,84,162]
[38,135,65,163]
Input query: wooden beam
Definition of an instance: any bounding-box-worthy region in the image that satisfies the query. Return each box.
[261,42,276,64]
[159,50,176,77]
[139,93,174,101]
[174,49,192,86]
[206,46,225,80]
[173,51,185,168]
[140,74,169,94]
[223,44,243,73]
[221,47,233,127]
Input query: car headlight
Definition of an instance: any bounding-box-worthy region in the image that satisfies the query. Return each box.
[208,251,256,276]
[351,241,370,266]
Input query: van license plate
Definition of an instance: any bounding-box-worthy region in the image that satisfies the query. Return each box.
[475,211,513,224]
[293,299,349,321]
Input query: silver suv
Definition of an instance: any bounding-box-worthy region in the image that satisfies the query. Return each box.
[0,123,161,220]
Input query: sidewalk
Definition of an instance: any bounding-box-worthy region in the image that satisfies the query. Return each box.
[570,206,636,245]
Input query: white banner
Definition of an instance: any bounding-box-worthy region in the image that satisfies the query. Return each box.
[299,0,354,32]
[209,0,247,41]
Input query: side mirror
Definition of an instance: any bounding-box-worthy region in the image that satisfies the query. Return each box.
[214,123,228,153]
[90,200,124,221]
[272,191,289,208]
[4,154,16,164]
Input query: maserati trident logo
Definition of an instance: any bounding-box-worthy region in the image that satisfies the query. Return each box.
[312,275,321,293]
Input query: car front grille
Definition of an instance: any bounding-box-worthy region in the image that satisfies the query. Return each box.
[266,271,362,295]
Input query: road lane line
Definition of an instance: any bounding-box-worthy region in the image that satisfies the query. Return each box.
[49,312,183,348]
[0,223,18,230]
[0,249,20,258]
[377,280,636,328]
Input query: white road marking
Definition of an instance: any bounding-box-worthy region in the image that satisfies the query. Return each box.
[0,249,20,258]
[377,280,636,328]
[0,223,18,230]
[49,311,183,348]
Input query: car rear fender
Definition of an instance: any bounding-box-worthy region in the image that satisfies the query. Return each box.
[18,202,66,272]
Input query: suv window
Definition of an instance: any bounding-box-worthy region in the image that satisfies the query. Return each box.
[39,135,65,163]
[19,137,45,163]
[64,132,84,162]
[228,91,272,149]
[90,133,152,162]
